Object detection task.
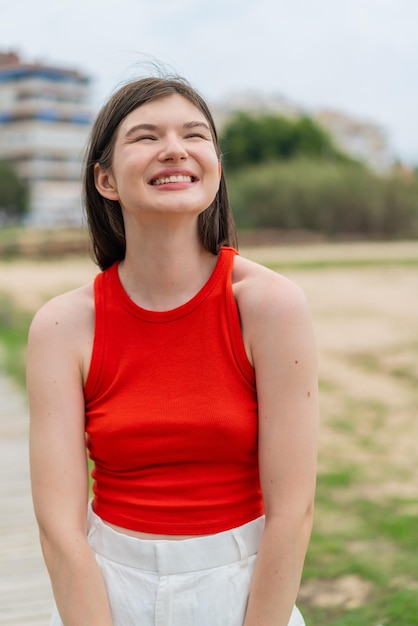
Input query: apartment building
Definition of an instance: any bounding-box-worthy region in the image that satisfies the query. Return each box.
[0,51,92,225]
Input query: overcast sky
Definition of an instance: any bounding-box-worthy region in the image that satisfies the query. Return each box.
[1,0,417,163]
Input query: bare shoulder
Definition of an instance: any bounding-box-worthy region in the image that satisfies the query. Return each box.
[28,282,95,380]
[232,254,317,394]
[29,282,94,339]
[232,253,310,323]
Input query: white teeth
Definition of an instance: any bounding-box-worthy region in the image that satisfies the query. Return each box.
[152,175,193,185]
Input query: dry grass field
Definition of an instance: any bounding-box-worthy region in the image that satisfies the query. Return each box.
[0,239,417,624]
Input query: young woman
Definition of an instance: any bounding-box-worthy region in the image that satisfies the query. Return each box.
[27,75,319,626]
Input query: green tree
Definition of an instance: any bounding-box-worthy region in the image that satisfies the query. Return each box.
[0,161,29,222]
[293,116,336,158]
[220,112,349,169]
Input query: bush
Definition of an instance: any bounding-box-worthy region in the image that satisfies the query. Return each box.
[226,160,418,238]
[220,112,350,169]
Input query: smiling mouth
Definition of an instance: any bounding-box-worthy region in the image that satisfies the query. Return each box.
[151,175,195,186]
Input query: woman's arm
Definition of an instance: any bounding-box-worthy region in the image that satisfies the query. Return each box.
[236,261,319,626]
[27,288,113,626]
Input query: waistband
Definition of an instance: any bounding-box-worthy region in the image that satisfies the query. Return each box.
[88,502,265,575]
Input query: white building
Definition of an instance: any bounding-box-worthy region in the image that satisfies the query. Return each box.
[314,108,393,174]
[211,90,303,129]
[0,52,92,225]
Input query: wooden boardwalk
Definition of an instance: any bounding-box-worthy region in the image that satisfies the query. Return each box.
[0,375,53,625]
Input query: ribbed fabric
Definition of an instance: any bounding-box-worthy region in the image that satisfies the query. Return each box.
[84,247,263,534]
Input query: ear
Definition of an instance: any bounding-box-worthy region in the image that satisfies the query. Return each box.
[94,163,120,201]
[217,159,222,180]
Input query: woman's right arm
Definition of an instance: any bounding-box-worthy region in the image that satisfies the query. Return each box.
[27,287,113,625]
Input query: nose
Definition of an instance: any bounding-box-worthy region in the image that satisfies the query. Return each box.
[158,133,188,161]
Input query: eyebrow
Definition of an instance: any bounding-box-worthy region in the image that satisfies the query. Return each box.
[124,120,211,138]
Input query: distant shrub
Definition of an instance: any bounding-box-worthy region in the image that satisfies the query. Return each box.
[226,160,418,238]
[220,112,350,169]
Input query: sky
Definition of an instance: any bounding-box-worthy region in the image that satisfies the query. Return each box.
[1,0,417,164]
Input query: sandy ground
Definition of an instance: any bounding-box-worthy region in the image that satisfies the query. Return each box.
[1,241,417,611]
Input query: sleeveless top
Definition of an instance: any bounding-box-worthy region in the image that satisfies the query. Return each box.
[84,246,264,534]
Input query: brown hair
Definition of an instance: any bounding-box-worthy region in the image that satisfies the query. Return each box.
[83,76,237,270]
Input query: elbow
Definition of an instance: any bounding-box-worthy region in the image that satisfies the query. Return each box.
[304,496,315,528]
[38,526,64,581]
[265,496,316,547]
[38,525,66,573]
[39,525,58,560]
[38,523,89,577]
[301,498,315,546]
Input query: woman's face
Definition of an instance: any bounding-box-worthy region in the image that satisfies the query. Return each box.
[95,94,222,221]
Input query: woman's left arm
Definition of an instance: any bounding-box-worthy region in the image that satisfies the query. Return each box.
[240,266,319,626]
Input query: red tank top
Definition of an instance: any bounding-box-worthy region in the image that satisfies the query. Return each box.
[84,247,264,534]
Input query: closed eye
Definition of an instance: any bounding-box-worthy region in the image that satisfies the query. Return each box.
[185,133,208,140]
[134,135,158,141]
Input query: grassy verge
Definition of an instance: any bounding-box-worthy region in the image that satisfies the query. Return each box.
[0,293,31,387]
[270,256,418,270]
[297,346,418,623]
[300,471,418,624]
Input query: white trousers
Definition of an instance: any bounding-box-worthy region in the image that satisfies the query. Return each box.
[50,504,305,626]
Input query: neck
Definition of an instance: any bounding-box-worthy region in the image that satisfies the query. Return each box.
[118,217,218,311]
